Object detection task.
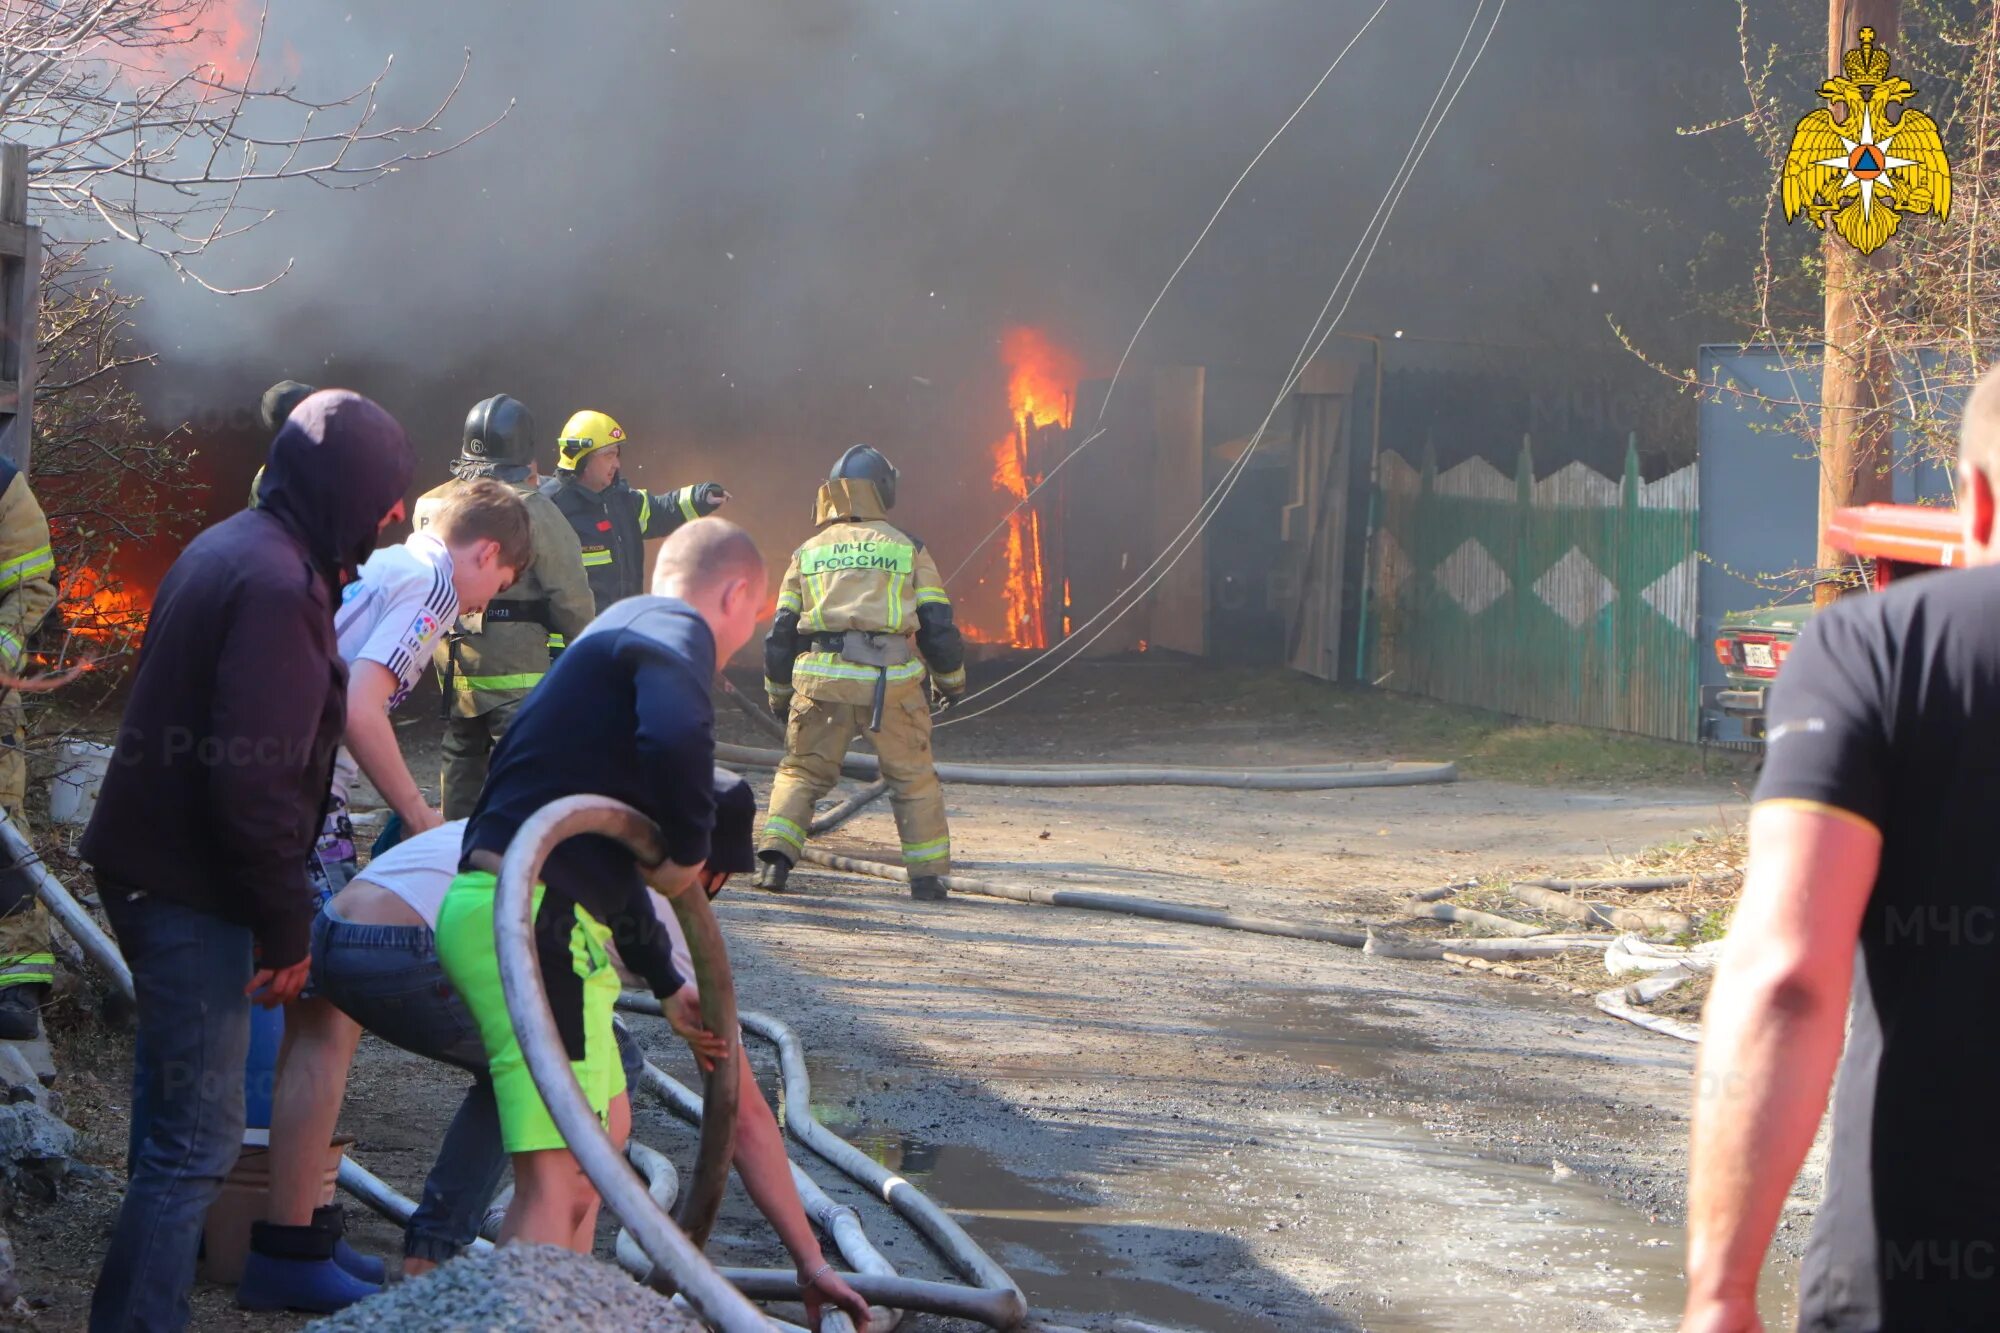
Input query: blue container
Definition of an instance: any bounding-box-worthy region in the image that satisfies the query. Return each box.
[244,1004,284,1130]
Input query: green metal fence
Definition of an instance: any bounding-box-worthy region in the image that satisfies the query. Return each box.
[1366,439,1700,741]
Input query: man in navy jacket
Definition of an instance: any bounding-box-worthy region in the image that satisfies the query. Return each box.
[82,390,412,1333]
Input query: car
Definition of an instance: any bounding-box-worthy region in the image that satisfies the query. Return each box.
[1705,504,1963,741]
[1711,602,1813,740]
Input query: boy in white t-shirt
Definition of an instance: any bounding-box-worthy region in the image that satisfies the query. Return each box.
[241,481,533,1313]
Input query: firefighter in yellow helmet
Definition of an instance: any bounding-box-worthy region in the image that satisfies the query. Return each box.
[542,409,728,612]
[415,395,596,819]
[0,457,58,1040]
[758,445,966,899]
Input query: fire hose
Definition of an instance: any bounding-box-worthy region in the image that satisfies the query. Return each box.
[11,805,1014,1330]
[617,994,1028,1329]
[715,741,1457,791]
[620,1046,902,1333]
[798,848,1376,949]
[492,794,767,1329]
[717,679,1456,791]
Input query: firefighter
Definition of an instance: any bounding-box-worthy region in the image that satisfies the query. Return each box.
[247,379,316,507]
[415,395,595,819]
[542,409,728,610]
[757,445,966,899]
[0,460,59,1040]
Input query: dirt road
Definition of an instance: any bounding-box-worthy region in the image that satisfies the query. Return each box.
[18,662,1779,1331]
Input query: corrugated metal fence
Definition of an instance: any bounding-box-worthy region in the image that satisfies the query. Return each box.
[1367,440,1700,740]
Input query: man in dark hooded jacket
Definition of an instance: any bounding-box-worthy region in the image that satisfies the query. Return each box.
[81,390,413,1333]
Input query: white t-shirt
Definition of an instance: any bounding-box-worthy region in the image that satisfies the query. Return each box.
[347,820,695,985]
[327,532,459,812]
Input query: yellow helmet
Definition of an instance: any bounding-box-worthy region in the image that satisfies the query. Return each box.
[556,409,626,472]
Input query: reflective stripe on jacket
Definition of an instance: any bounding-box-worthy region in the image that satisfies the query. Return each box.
[763,478,966,706]
[416,477,595,717]
[0,468,55,676]
[545,476,715,611]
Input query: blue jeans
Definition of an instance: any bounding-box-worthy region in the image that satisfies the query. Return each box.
[309,906,648,1260]
[93,885,254,1333]
[309,907,503,1263]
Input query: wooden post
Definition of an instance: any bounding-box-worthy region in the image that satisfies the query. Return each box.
[1815,0,1900,606]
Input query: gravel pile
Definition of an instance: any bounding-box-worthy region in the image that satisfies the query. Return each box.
[305,1244,705,1332]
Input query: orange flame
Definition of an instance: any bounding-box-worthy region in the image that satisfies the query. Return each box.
[154,1,265,85]
[988,328,1079,650]
[61,565,151,647]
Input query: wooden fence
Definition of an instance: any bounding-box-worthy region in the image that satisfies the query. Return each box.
[1366,439,1701,741]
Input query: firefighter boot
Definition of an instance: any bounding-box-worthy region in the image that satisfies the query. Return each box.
[236,1219,382,1313]
[0,982,44,1042]
[909,876,948,902]
[754,852,793,893]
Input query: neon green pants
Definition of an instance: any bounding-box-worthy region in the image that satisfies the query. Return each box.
[434,870,625,1154]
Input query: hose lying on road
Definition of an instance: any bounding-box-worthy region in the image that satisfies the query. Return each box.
[715,742,1456,791]
[617,994,1027,1328]
[799,848,1371,950]
[494,795,766,1332]
[618,1040,903,1333]
[0,813,133,998]
[742,1008,1026,1321]
[810,781,890,836]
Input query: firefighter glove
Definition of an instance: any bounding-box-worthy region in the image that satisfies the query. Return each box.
[692,482,729,516]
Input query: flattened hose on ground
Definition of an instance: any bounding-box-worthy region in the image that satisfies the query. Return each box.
[715,742,1455,790]
[618,1043,904,1333]
[798,849,1370,950]
[742,1009,1028,1323]
[494,795,766,1332]
[618,995,1028,1328]
[0,813,133,997]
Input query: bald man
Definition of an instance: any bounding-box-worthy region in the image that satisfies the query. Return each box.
[429,520,868,1329]
[1684,364,2000,1332]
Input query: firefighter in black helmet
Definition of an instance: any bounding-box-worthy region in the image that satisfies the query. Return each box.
[414,396,595,817]
[758,445,966,898]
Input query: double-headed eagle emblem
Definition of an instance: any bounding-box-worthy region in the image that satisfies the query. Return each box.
[1782,27,1951,255]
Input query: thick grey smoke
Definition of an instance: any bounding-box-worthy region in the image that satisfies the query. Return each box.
[124,0,1751,595]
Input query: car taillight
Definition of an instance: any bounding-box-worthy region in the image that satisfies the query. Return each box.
[1772,640,1792,668]
[1713,637,1736,666]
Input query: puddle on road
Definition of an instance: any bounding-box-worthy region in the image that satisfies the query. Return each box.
[793,989,1800,1330]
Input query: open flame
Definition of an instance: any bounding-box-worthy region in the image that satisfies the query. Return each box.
[989,327,1079,650]
[150,0,269,85]
[60,564,151,649]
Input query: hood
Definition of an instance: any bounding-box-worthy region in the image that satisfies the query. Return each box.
[814,478,889,526]
[256,390,414,583]
[450,457,534,485]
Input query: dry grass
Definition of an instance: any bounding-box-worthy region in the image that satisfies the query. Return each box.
[1391,824,1747,1014]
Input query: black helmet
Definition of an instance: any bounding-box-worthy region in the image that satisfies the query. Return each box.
[830,444,898,510]
[259,380,317,436]
[456,394,536,481]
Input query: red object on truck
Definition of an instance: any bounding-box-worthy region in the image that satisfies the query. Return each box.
[1824,503,1964,588]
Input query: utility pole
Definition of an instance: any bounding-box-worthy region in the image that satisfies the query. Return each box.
[1816,0,1900,607]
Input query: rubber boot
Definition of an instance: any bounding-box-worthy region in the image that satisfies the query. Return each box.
[237,1219,382,1313]
[753,851,793,893]
[0,983,46,1042]
[315,1203,386,1285]
[909,875,948,902]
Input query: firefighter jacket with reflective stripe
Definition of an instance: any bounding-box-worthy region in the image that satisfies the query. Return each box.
[764,478,966,707]
[0,465,56,675]
[543,475,722,611]
[415,475,594,718]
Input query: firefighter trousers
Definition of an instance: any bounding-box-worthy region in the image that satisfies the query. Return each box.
[0,694,50,992]
[440,697,523,822]
[760,684,951,877]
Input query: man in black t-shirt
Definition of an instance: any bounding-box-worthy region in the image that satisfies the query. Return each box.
[1685,366,2000,1332]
